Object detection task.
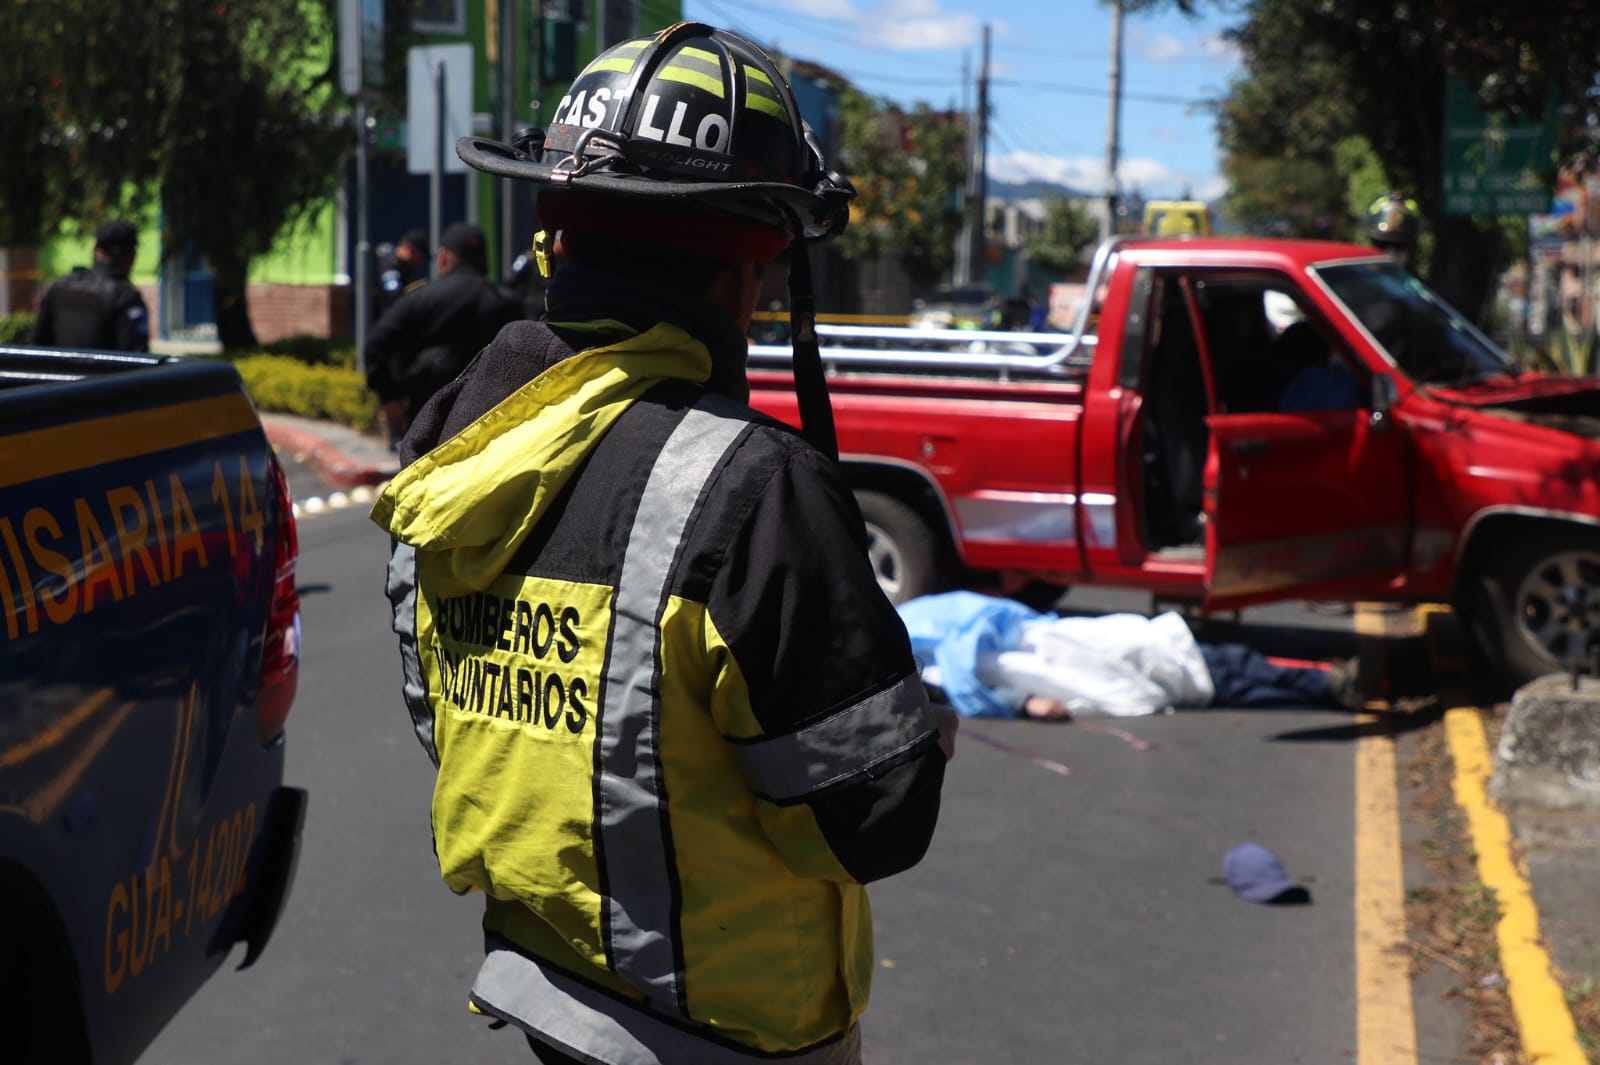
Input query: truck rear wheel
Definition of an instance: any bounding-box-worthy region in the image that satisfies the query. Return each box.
[855,490,941,605]
[1465,528,1600,688]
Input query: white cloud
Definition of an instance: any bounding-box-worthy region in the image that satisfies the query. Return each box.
[766,0,990,51]
[769,0,863,18]
[1196,32,1240,63]
[1135,31,1188,65]
[989,150,1222,201]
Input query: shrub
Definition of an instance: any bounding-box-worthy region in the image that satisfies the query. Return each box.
[232,354,379,432]
[259,334,358,369]
[0,313,36,344]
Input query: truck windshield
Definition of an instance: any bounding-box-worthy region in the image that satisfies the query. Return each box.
[1315,261,1515,386]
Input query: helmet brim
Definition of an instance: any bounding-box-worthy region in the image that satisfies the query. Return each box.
[457,136,846,241]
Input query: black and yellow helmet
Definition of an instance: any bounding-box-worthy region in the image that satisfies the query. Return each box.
[456,23,853,241]
[1366,192,1420,248]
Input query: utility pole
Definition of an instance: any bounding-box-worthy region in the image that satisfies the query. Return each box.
[498,0,516,279]
[955,50,972,286]
[1102,0,1124,244]
[968,23,990,287]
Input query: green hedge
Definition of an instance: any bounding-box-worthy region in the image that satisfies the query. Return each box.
[0,313,35,344]
[231,354,379,432]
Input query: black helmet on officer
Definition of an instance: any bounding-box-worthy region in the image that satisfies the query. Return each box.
[456,22,855,457]
[1366,192,1420,269]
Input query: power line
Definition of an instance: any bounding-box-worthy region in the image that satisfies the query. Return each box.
[692,0,967,73]
[992,76,1209,108]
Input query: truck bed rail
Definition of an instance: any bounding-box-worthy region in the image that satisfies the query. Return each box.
[748,325,1094,380]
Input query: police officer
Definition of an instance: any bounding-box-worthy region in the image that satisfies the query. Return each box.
[375,228,430,319]
[363,222,521,445]
[371,24,955,1065]
[30,220,150,352]
[1366,192,1421,271]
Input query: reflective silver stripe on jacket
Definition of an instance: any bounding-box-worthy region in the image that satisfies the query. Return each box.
[595,395,747,1014]
[727,675,935,804]
[385,541,438,765]
[472,948,863,1065]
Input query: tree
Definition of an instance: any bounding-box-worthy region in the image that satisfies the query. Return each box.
[1025,196,1100,278]
[1213,0,1600,321]
[835,89,968,292]
[0,0,423,350]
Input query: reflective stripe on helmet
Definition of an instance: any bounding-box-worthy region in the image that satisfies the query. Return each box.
[744,67,791,124]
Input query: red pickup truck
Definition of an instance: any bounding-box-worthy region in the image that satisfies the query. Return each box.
[749,235,1600,688]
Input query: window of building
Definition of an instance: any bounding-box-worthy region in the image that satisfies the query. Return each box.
[414,0,465,34]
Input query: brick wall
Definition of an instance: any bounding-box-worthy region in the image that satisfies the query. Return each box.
[1,247,41,317]
[247,283,353,344]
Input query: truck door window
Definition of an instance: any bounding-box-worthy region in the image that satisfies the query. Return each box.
[1192,276,1366,414]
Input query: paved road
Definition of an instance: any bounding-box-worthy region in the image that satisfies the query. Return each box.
[141,493,1411,1064]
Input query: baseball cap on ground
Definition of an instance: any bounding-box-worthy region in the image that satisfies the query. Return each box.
[95,221,138,250]
[1223,842,1311,905]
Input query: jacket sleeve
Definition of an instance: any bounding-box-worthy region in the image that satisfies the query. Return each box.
[29,286,55,345]
[705,444,946,885]
[113,289,150,353]
[364,294,422,395]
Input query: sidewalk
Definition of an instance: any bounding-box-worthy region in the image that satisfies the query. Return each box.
[260,411,400,491]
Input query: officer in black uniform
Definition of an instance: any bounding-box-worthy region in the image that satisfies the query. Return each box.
[375,228,430,320]
[364,222,522,443]
[30,221,150,352]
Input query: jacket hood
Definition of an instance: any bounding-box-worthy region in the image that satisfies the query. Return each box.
[371,325,712,595]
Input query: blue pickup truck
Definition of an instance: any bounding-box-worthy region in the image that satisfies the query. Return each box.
[0,346,307,1065]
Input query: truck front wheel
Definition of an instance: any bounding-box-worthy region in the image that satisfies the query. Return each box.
[1466,528,1600,687]
[855,490,941,605]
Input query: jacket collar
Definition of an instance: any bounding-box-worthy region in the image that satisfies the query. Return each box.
[545,264,750,403]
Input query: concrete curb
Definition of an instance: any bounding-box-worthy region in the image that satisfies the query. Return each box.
[1492,674,1600,809]
[261,414,399,493]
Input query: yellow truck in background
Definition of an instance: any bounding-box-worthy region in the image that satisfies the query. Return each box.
[1142,200,1213,236]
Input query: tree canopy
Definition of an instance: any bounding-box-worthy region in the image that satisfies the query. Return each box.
[835,88,968,292]
[0,0,422,348]
[1025,196,1100,278]
[1212,0,1600,319]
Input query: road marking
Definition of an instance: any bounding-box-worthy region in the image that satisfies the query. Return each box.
[1444,706,1588,1065]
[1353,614,1418,1064]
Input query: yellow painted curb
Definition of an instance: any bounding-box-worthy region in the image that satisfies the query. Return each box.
[1444,706,1588,1065]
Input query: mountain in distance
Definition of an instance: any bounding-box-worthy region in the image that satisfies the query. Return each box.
[987,177,1088,201]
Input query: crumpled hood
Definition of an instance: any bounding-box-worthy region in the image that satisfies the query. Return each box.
[1436,376,1600,442]
[370,323,710,595]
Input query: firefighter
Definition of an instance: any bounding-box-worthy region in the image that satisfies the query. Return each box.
[30,220,150,352]
[371,23,956,1065]
[1366,192,1421,271]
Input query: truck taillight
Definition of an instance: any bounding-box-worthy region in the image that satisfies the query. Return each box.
[257,456,300,744]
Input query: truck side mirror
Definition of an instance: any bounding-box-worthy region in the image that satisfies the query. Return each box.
[1369,375,1397,428]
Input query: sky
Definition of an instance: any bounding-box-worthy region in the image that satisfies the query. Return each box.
[679,0,1245,201]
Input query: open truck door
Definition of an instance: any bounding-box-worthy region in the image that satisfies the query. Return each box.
[1132,265,1413,611]
[1202,404,1411,610]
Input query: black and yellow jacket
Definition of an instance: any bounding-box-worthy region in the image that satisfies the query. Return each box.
[372,268,946,1064]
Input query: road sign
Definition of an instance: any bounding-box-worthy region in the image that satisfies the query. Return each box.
[407,44,473,175]
[1441,77,1557,217]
